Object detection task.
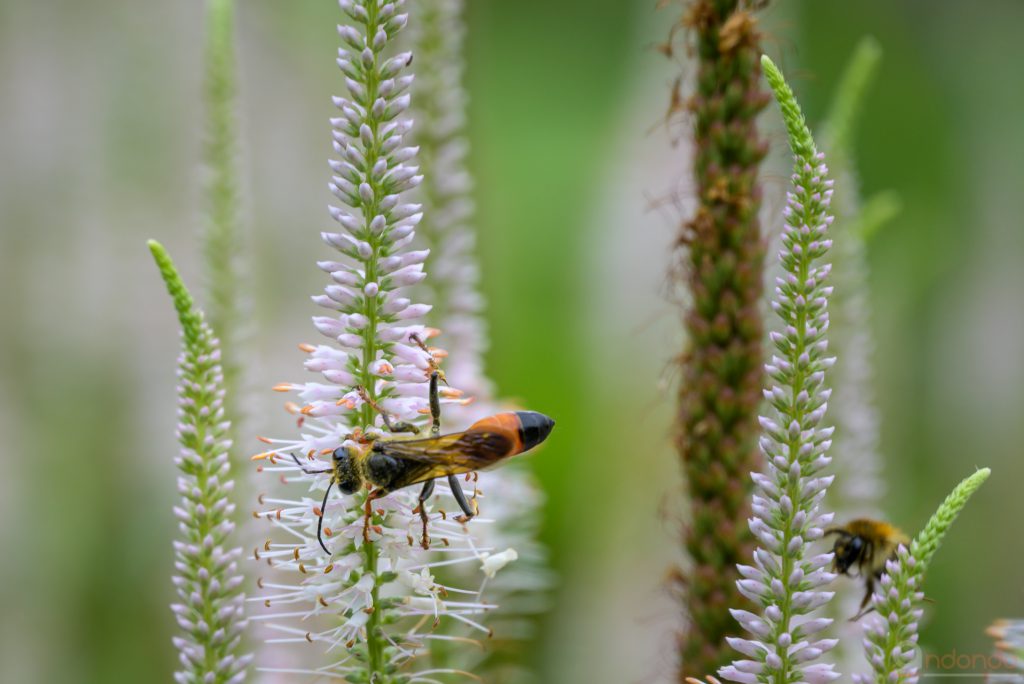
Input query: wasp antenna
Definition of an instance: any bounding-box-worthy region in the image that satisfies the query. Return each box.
[317,482,333,556]
[291,452,332,476]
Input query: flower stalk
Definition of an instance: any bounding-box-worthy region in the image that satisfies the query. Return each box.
[250,1,499,680]
[719,56,839,684]
[815,38,892,676]
[201,0,244,416]
[669,1,771,677]
[149,240,250,684]
[408,1,552,679]
[857,468,991,684]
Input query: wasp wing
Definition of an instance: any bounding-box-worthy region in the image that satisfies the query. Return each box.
[376,429,515,487]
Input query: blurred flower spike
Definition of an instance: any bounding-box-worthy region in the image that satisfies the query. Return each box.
[148,240,251,684]
[408,0,554,679]
[249,0,501,680]
[989,618,1024,675]
[719,56,840,684]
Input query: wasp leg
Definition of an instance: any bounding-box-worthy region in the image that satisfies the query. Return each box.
[449,474,477,524]
[850,576,876,621]
[356,386,419,434]
[427,370,441,436]
[381,415,419,435]
[362,488,386,544]
[407,333,444,435]
[414,479,436,549]
[291,453,333,475]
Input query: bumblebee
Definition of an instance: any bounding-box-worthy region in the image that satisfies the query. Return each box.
[291,353,554,554]
[826,518,909,620]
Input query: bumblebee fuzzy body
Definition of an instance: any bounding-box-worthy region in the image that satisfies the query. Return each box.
[827,518,909,619]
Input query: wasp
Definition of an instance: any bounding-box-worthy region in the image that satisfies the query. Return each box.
[292,343,554,554]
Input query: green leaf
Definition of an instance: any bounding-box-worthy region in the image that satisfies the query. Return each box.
[822,36,882,159]
[855,190,902,242]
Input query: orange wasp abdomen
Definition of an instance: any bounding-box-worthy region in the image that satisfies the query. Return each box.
[466,411,555,456]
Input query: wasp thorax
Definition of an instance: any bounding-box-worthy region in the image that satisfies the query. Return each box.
[332,445,363,494]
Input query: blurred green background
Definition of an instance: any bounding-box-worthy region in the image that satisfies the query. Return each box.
[1,1,1022,682]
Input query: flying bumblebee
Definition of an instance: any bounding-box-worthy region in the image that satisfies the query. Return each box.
[291,355,554,554]
[826,518,909,620]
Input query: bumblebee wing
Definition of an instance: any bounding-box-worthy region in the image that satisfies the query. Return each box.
[377,430,515,485]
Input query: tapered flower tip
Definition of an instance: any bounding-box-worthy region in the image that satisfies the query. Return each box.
[514,411,555,451]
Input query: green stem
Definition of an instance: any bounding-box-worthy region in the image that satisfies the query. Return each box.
[356,2,386,678]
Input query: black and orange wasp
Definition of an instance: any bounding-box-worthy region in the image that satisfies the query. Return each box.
[292,337,554,554]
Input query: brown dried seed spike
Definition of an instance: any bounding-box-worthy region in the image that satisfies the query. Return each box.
[718,10,757,53]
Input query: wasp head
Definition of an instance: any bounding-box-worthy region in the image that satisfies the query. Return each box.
[332,444,364,494]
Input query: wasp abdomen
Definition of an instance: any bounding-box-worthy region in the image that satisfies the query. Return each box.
[514,411,555,452]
